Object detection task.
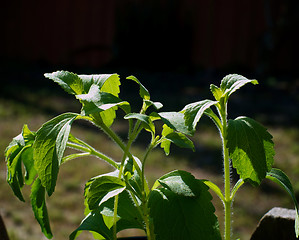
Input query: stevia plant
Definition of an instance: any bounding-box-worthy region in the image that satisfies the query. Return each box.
[4,72,299,240]
[181,74,299,240]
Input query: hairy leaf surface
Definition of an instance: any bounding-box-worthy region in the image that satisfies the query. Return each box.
[157,112,192,136]
[219,74,258,101]
[44,71,84,95]
[149,170,221,240]
[33,113,78,195]
[182,100,218,134]
[227,117,274,185]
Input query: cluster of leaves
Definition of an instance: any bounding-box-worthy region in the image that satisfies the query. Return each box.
[4,72,299,240]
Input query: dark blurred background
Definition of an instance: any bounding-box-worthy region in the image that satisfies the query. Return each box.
[0,0,298,124]
[0,1,299,239]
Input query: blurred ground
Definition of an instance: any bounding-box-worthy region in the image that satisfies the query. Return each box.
[0,67,298,239]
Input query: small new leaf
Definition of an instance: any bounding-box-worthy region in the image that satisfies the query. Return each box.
[220,74,258,102]
[124,113,155,133]
[127,75,150,100]
[227,117,274,185]
[210,84,223,101]
[161,125,194,156]
[182,100,218,134]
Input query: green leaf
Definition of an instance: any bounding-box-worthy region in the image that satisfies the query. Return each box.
[5,125,36,201]
[77,85,130,115]
[30,178,53,239]
[76,84,130,127]
[100,74,120,97]
[22,147,37,185]
[210,84,223,101]
[45,72,120,97]
[227,117,275,185]
[70,207,114,240]
[85,175,126,210]
[157,112,192,136]
[33,113,78,195]
[266,168,299,237]
[97,74,121,127]
[127,75,150,100]
[124,113,155,133]
[70,190,144,240]
[220,74,258,101]
[149,170,221,240]
[203,180,225,203]
[182,100,218,134]
[45,72,122,127]
[161,124,194,156]
[160,124,174,155]
[144,100,163,110]
[44,71,84,95]
[78,74,120,94]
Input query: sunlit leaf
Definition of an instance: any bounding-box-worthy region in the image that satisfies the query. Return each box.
[161,124,194,156]
[182,100,218,134]
[210,84,223,101]
[44,71,84,95]
[220,74,258,101]
[33,113,78,195]
[144,100,163,110]
[100,74,120,97]
[157,112,192,136]
[127,75,150,100]
[5,125,36,201]
[227,117,274,185]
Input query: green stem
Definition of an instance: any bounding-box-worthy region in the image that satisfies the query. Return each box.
[66,142,119,169]
[107,119,141,240]
[113,194,119,239]
[97,120,143,177]
[141,135,156,196]
[220,102,232,240]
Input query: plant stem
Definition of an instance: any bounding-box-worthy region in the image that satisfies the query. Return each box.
[220,102,232,240]
[66,142,119,169]
[97,120,143,177]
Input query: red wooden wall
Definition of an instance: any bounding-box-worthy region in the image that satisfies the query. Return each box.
[1,1,297,72]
